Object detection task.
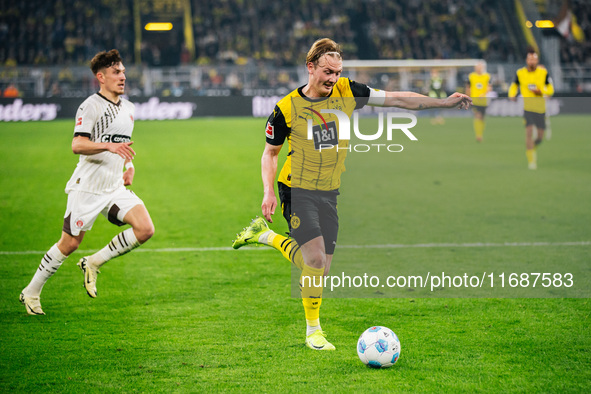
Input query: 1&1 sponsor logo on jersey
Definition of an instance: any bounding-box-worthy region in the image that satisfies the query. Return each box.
[305,108,417,153]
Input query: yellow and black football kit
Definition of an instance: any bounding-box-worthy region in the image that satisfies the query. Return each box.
[508,66,554,128]
[467,71,491,141]
[468,71,491,113]
[265,77,373,252]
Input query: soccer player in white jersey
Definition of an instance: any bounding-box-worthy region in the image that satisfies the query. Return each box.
[20,49,155,315]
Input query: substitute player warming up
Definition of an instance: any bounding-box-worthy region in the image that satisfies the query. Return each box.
[20,49,154,315]
[232,38,471,351]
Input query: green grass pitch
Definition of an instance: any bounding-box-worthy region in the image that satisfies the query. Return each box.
[1,115,590,392]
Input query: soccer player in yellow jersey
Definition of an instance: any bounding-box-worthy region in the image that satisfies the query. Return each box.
[233,38,471,351]
[508,48,554,169]
[466,61,491,142]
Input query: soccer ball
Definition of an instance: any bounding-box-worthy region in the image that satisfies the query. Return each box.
[357,326,401,368]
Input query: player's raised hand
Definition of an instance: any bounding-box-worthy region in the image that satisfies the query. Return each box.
[443,92,472,109]
[261,193,277,223]
[109,141,135,160]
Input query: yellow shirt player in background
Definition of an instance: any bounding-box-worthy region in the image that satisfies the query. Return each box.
[232,38,471,351]
[508,48,554,169]
[466,61,491,142]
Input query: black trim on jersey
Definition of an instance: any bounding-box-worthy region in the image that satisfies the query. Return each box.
[348,80,371,110]
[97,92,122,107]
[265,105,289,146]
[349,80,371,96]
[74,132,91,138]
[296,85,332,103]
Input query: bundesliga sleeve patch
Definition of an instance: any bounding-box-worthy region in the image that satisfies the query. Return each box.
[265,122,274,139]
[76,117,82,126]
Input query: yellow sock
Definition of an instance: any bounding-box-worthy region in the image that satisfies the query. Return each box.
[474,118,485,140]
[269,232,304,270]
[526,148,536,164]
[303,298,322,324]
[301,264,324,324]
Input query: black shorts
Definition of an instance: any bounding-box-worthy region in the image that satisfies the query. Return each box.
[524,111,546,129]
[278,182,339,254]
[473,105,487,115]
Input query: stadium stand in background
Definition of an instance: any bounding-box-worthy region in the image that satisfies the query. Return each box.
[0,0,589,97]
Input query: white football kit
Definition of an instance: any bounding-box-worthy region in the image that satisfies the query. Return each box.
[63,93,144,236]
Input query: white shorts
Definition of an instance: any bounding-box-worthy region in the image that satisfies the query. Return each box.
[63,187,144,236]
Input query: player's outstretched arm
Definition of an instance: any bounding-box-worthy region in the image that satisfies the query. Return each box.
[72,136,135,160]
[261,143,282,223]
[382,91,472,110]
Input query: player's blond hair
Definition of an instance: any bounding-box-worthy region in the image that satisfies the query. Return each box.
[306,38,342,66]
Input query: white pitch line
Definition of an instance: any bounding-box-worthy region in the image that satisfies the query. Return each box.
[0,241,589,255]
[337,241,591,249]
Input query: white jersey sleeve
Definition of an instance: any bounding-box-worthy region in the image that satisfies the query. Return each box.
[74,101,99,139]
[66,94,135,195]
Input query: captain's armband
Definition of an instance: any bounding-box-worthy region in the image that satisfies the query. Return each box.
[367,88,387,106]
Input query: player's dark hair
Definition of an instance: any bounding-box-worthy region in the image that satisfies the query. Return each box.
[90,49,123,75]
[306,38,342,66]
[526,46,538,56]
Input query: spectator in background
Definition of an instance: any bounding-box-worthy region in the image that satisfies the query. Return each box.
[170,80,184,97]
[46,81,62,97]
[2,83,20,98]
